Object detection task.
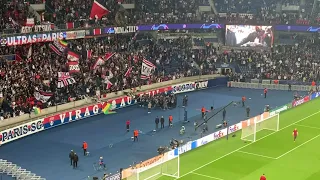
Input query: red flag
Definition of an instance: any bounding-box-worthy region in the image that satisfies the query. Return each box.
[105,52,115,60]
[66,22,74,29]
[93,28,102,35]
[86,50,92,60]
[125,67,132,77]
[90,0,110,19]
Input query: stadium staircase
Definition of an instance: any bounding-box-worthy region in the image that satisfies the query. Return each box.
[0,159,45,180]
[209,0,218,14]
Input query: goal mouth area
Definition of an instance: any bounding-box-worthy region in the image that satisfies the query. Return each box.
[127,154,180,180]
[241,113,279,142]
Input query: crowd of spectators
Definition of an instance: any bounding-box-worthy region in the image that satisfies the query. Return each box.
[0,32,209,120]
[226,33,320,83]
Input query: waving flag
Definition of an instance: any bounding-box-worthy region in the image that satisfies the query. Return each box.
[67,51,80,61]
[34,91,53,103]
[90,0,110,19]
[125,67,132,77]
[50,40,68,56]
[57,72,76,88]
[68,61,80,73]
[92,52,115,69]
[141,59,155,79]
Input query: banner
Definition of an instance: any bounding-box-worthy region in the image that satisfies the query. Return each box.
[141,59,155,79]
[172,82,196,94]
[195,80,208,90]
[292,95,310,107]
[67,51,80,61]
[114,26,137,34]
[68,61,80,73]
[1,32,65,46]
[57,72,76,88]
[269,103,291,116]
[21,24,52,33]
[65,30,86,40]
[0,119,44,144]
[34,91,53,103]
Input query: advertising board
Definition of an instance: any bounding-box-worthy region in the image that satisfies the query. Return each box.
[172,82,196,94]
[269,103,291,116]
[0,119,44,144]
[292,95,310,107]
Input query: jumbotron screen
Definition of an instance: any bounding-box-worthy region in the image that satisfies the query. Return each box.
[225,25,274,47]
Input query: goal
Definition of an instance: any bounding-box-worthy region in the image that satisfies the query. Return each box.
[127,154,180,180]
[241,113,279,142]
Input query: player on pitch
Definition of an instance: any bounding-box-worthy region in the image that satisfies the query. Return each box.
[260,174,266,180]
[293,128,298,142]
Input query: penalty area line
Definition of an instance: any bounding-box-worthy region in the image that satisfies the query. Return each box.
[237,151,277,159]
[191,172,224,180]
[176,110,320,179]
[294,124,320,130]
[276,134,320,159]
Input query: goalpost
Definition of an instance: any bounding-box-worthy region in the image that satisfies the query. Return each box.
[241,113,280,142]
[127,154,180,180]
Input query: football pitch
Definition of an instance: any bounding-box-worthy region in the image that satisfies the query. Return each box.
[156,98,320,180]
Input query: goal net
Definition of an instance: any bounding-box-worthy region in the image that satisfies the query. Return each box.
[241,113,279,142]
[127,154,180,180]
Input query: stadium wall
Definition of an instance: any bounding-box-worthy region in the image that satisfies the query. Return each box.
[0,76,228,145]
[120,86,320,179]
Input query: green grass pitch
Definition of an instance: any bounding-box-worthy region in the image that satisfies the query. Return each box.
[154,98,320,180]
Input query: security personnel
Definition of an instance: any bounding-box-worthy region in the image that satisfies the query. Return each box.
[69,150,75,166]
[169,115,173,127]
[160,116,165,129]
[222,109,226,121]
[73,153,79,168]
[82,141,88,156]
[155,116,159,129]
[201,106,206,118]
[246,106,250,117]
[242,96,246,107]
[133,129,139,142]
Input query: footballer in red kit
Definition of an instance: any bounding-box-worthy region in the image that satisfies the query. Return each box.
[293,128,298,142]
[260,174,266,180]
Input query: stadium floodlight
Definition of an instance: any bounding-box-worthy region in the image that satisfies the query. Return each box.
[241,113,279,142]
[127,154,180,180]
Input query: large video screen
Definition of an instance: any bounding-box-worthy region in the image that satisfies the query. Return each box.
[225,25,273,47]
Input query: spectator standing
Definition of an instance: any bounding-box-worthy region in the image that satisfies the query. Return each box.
[73,153,79,169]
[69,150,75,166]
[155,116,159,130]
[148,101,152,114]
[82,141,88,156]
[160,116,165,129]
